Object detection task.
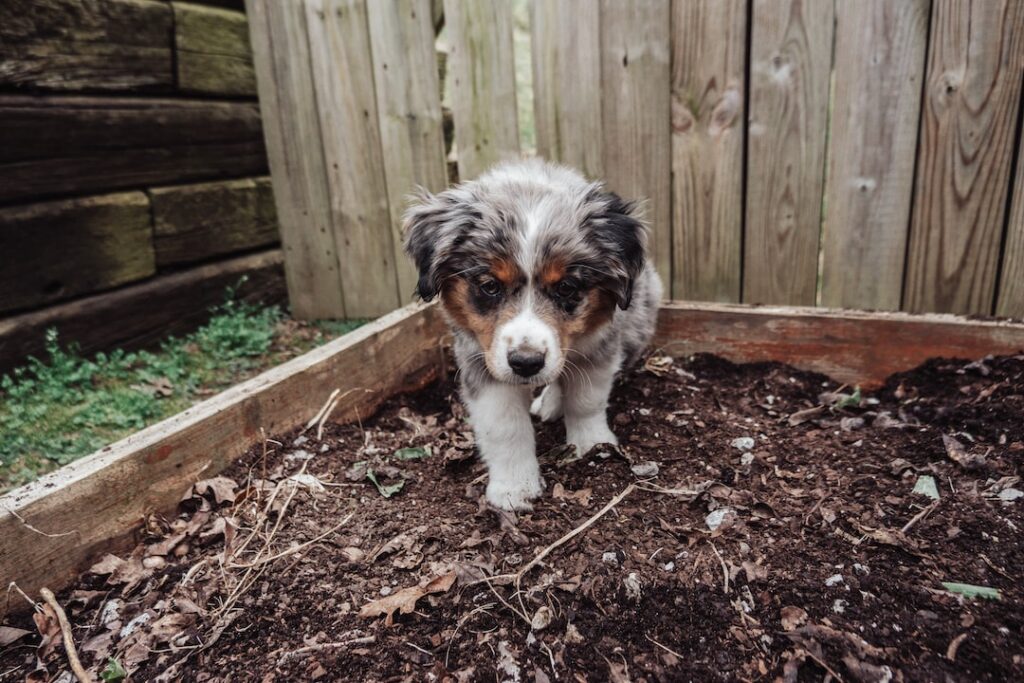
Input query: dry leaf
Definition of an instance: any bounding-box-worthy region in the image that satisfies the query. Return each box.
[358,572,456,626]
[87,554,125,576]
[193,476,238,505]
[942,435,986,470]
[0,626,31,647]
[780,606,808,631]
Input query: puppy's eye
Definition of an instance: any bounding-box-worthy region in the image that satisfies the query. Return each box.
[556,280,578,298]
[479,279,501,297]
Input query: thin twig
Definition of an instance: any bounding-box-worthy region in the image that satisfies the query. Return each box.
[228,511,353,569]
[304,388,340,433]
[901,500,939,534]
[277,636,376,666]
[40,587,94,683]
[709,542,730,594]
[645,633,685,660]
[7,581,39,614]
[516,483,635,585]
[5,505,77,538]
[316,396,340,441]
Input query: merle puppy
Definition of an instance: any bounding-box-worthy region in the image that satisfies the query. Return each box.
[404,160,662,511]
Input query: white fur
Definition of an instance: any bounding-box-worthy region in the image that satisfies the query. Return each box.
[491,297,562,385]
[466,382,544,510]
[529,384,563,422]
[562,351,621,454]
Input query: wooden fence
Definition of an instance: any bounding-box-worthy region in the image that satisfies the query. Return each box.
[248,0,1024,319]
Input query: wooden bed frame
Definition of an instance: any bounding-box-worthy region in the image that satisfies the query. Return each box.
[2,301,1023,619]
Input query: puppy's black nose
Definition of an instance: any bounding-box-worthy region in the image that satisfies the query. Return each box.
[508,350,545,377]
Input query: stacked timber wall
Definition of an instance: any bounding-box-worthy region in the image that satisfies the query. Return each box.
[0,0,284,370]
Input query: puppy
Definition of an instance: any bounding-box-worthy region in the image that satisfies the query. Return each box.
[404,160,662,511]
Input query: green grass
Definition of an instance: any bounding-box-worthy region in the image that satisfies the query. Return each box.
[0,290,366,492]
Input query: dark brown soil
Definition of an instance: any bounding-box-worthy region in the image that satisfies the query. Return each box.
[2,353,1023,682]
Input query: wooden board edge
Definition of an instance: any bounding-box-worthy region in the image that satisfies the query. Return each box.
[0,301,445,618]
[653,301,1024,389]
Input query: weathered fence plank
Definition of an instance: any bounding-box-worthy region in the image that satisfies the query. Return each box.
[0,95,266,204]
[600,0,672,288]
[305,0,402,317]
[670,0,746,303]
[0,193,155,314]
[744,0,833,305]
[0,0,173,92]
[997,147,1024,318]
[444,0,520,180]
[246,0,345,319]
[151,177,278,267]
[367,0,449,303]
[173,1,257,96]
[904,0,1024,314]
[821,0,929,311]
[531,0,604,180]
[0,250,286,373]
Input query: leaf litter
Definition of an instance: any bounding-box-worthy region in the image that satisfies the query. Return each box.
[2,353,1023,681]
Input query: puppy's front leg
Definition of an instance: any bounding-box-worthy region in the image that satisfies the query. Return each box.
[466,381,543,511]
[562,355,620,455]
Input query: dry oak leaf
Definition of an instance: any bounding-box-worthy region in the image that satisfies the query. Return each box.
[780,606,808,631]
[358,572,456,626]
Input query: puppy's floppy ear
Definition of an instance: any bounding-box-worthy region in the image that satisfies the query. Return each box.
[403,188,479,301]
[585,188,647,309]
[402,190,450,301]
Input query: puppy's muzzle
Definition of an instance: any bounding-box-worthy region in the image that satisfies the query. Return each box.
[507,349,546,378]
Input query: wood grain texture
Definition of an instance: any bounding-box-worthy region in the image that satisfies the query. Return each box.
[0,95,267,204]
[670,0,746,303]
[0,193,155,314]
[997,142,1024,318]
[443,0,520,179]
[306,0,402,317]
[744,0,834,305]
[0,250,286,373]
[600,0,673,287]
[0,302,446,620]
[821,0,929,311]
[531,0,603,179]
[904,0,1024,314]
[151,177,278,267]
[173,1,257,96]
[653,301,1024,389]
[367,0,449,303]
[246,0,346,318]
[0,0,173,92]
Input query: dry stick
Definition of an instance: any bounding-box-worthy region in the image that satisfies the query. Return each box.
[39,588,94,683]
[304,388,341,432]
[277,636,376,667]
[228,511,354,569]
[645,633,685,660]
[516,483,636,586]
[316,396,340,441]
[5,505,77,538]
[901,500,939,535]
[709,542,730,594]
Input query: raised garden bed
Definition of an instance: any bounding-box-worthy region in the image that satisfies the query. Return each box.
[1,302,1022,681]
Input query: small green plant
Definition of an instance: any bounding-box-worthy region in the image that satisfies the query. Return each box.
[0,285,367,492]
[100,658,127,682]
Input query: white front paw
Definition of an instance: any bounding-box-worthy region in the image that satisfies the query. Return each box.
[486,474,544,511]
[567,423,618,456]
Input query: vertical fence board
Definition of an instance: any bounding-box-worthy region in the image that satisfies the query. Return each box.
[306,0,401,317]
[821,0,929,311]
[600,0,672,287]
[246,0,345,318]
[444,0,519,180]
[904,0,1024,314]
[997,151,1024,318]
[367,0,448,303]
[531,0,603,179]
[670,0,746,302]
[744,0,834,306]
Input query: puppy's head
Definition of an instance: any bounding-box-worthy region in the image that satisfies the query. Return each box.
[403,161,647,385]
